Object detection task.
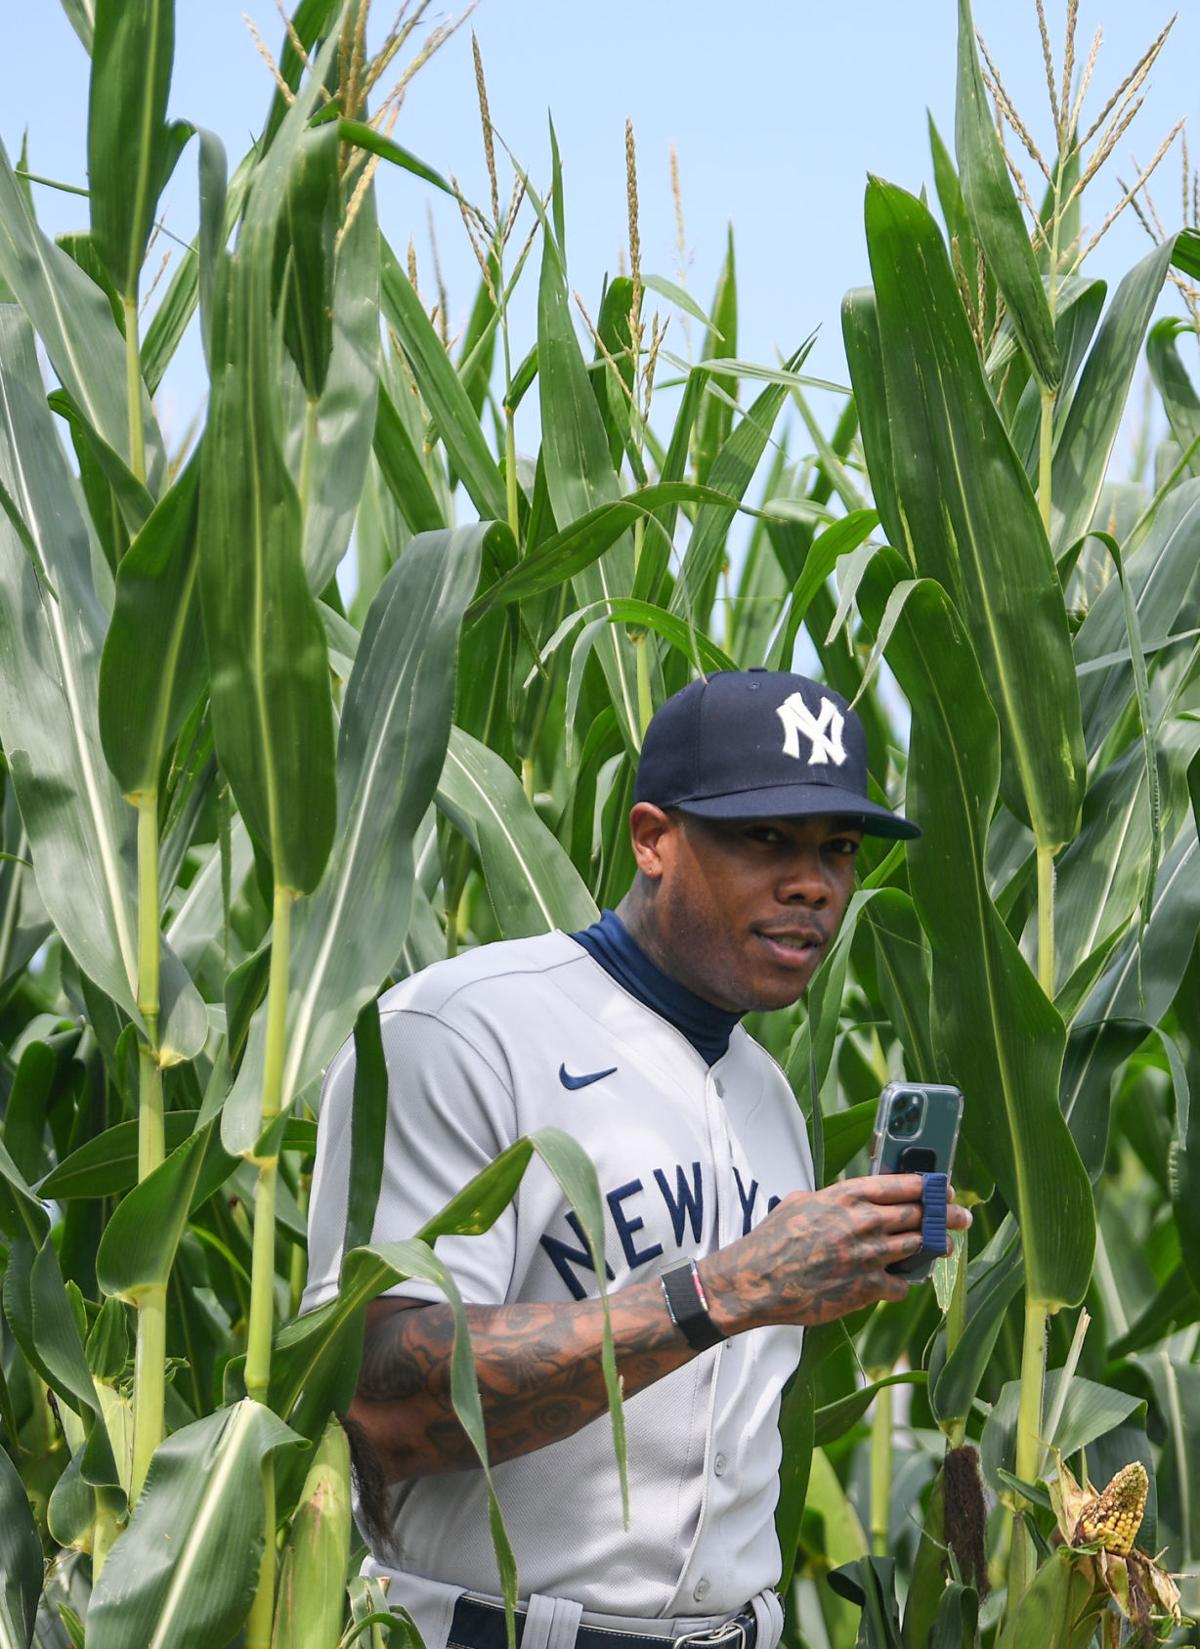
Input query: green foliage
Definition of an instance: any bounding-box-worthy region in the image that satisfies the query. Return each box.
[1,3,1199,1647]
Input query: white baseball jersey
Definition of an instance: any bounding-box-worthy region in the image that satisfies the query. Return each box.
[303,930,814,1620]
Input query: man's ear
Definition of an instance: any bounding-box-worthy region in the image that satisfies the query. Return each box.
[628,803,676,880]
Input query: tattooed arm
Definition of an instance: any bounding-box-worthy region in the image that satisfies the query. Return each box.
[346,1173,968,1481]
[347,1275,691,1481]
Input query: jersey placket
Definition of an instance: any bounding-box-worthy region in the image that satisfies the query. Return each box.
[667,1056,741,1612]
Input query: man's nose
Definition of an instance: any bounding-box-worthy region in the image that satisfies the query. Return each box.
[777,853,829,905]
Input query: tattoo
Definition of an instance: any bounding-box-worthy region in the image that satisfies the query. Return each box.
[349,1277,688,1483]
[347,1182,936,1500]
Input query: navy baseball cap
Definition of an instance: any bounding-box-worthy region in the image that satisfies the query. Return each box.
[634,669,919,840]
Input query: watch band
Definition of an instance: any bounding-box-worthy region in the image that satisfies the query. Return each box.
[661,1259,727,1352]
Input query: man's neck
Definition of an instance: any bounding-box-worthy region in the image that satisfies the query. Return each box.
[616,881,743,1015]
[572,906,743,1066]
[614,879,676,978]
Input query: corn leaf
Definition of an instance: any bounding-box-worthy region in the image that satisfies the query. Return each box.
[164,820,253,974]
[537,217,641,748]
[0,136,166,491]
[342,998,387,1258]
[670,344,812,638]
[38,1112,199,1201]
[197,42,341,896]
[87,1400,303,1649]
[295,188,381,593]
[929,1226,1023,1424]
[815,1372,927,1446]
[861,559,1093,1308]
[470,482,742,618]
[0,1442,41,1647]
[863,888,936,1080]
[95,1122,232,1302]
[261,0,341,148]
[336,118,452,195]
[88,0,189,302]
[1173,228,1200,280]
[98,453,204,797]
[59,0,94,52]
[1147,318,1200,479]
[997,1550,1105,1649]
[955,0,1059,389]
[274,124,339,400]
[841,289,904,551]
[3,1235,98,1419]
[278,1127,625,1521]
[436,728,598,937]
[0,311,204,1060]
[380,235,507,523]
[981,1370,1145,1488]
[1074,479,1200,753]
[222,523,484,1155]
[1134,1351,1200,1568]
[0,1133,49,1247]
[1062,819,1200,1176]
[373,380,446,536]
[142,136,248,393]
[693,226,738,484]
[1049,240,1175,556]
[928,113,996,345]
[860,177,1085,853]
[827,1556,902,1648]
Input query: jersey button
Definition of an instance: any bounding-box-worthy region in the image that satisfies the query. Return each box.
[692,1580,710,1603]
[714,1452,727,1476]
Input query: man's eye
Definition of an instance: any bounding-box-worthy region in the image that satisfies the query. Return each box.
[827,837,861,856]
[746,827,783,845]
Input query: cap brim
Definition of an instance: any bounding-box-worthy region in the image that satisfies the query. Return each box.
[674,782,920,840]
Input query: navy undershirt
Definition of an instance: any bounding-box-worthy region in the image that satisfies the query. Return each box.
[570,908,742,1066]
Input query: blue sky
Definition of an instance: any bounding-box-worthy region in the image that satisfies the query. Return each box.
[2,1,1196,476]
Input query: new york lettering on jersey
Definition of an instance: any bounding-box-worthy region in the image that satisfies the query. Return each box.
[539,1161,786,1299]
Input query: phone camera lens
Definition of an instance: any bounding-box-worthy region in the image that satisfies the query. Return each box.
[887,1091,925,1139]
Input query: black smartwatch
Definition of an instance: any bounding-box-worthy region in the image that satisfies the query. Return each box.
[660,1259,727,1352]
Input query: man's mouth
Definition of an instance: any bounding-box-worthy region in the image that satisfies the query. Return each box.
[753,927,827,965]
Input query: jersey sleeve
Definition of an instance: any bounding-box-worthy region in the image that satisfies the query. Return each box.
[301,1006,519,1313]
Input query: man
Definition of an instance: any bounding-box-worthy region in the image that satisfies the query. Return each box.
[302,669,970,1649]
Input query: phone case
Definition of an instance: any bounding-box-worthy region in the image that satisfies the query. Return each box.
[868,1082,963,1278]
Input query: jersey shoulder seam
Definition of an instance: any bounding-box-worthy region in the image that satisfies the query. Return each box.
[403,936,587,1020]
[378,1003,517,1108]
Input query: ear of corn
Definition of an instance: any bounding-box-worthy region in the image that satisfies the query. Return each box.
[272,1419,353,1649]
[1074,1461,1149,1556]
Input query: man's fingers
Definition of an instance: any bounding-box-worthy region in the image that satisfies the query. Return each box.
[863,1231,925,1266]
[846,1173,925,1203]
[867,1202,925,1234]
[870,1270,912,1303]
[844,1174,967,1213]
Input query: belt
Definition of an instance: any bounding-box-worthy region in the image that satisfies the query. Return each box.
[448,1598,759,1649]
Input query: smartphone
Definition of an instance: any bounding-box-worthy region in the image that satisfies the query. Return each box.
[868,1082,963,1278]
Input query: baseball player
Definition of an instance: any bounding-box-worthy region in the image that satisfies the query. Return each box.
[302,668,971,1649]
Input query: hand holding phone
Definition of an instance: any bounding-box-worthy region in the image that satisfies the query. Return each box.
[868,1082,963,1278]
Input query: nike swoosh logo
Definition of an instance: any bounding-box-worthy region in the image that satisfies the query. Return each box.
[559,1063,618,1090]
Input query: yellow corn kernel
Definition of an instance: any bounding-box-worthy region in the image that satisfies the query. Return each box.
[1076,1462,1148,1556]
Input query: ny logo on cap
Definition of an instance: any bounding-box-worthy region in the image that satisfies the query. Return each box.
[777,692,847,766]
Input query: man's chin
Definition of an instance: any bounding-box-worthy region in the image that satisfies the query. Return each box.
[736,972,815,1014]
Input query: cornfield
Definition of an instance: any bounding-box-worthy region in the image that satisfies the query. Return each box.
[0,1,1198,1646]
